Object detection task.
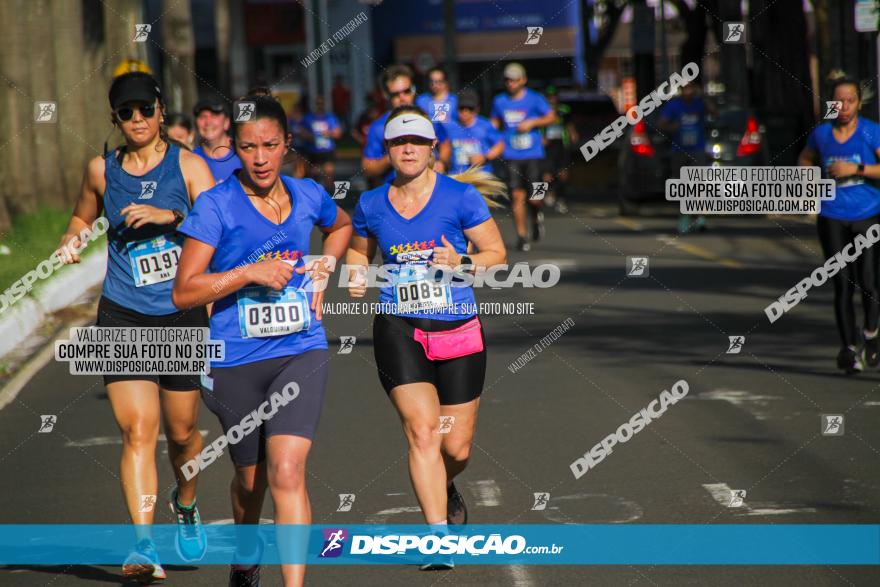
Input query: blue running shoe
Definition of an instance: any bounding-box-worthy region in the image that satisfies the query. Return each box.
[169,488,208,562]
[123,538,166,584]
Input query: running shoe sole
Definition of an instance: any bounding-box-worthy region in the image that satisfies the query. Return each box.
[123,563,166,584]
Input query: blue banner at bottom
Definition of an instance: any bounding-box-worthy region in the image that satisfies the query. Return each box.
[0,525,878,565]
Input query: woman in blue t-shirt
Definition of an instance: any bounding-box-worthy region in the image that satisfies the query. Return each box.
[58,72,216,582]
[347,105,507,568]
[173,94,352,586]
[799,74,880,374]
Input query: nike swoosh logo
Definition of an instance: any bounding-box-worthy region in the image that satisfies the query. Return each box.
[402,118,417,124]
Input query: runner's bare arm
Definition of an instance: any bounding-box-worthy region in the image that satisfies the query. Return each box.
[346,235,377,298]
[462,218,506,269]
[59,156,106,263]
[172,238,294,309]
[797,146,818,167]
[179,149,216,203]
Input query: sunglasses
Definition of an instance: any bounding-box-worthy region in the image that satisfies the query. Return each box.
[388,86,415,98]
[115,104,157,121]
[387,136,434,148]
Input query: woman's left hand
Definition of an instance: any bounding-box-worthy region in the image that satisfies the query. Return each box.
[120,204,175,229]
[429,235,461,269]
[296,256,334,320]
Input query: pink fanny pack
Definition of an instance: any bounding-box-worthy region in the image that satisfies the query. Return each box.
[413,317,484,361]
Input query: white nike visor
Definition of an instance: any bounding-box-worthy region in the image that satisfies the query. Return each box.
[384,114,436,141]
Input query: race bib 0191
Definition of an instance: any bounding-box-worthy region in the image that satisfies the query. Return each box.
[127,233,183,287]
[237,286,310,339]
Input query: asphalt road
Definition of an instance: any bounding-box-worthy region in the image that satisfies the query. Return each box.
[2,199,880,586]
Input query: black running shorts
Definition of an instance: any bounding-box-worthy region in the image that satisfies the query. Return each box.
[204,350,330,466]
[372,313,486,405]
[96,295,208,391]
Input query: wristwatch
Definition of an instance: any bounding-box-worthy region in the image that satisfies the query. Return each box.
[460,254,473,269]
[171,208,185,226]
[858,164,866,176]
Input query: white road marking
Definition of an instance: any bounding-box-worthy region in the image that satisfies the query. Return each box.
[469,479,502,507]
[65,430,209,447]
[691,389,783,420]
[504,564,535,586]
[540,493,642,524]
[529,258,578,269]
[702,483,816,516]
[364,506,422,524]
[863,401,880,406]
[207,518,274,525]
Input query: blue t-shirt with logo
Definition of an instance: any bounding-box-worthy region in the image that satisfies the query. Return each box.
[446,116,503,175]
[806,117,880,221]
[103,143,191,315]
[491,89,551,160]
[659,97,706,153]
[363,111,449,182]
[193,145,242,182]
[302,112,340,153]
[178,175,338,367]
[352,173,491,321]
[416,93,459,126]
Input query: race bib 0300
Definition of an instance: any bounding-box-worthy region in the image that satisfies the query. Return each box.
[237,286,310,339]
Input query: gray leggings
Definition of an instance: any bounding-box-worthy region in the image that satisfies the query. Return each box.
[203,349,330,466]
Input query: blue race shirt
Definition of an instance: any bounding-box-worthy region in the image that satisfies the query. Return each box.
[102,143,191,315]
[352,173,491,321]
[302,112,340,153]
[193,145,241,182]
[807,117,880,221]
[178,175,338,367]
[659,97,706,153]
[446,116,503,174]
[491,89,551,160]
[416,92,459,126]
[364,112,449,183]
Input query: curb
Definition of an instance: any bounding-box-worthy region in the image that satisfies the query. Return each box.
[0,248,107,360]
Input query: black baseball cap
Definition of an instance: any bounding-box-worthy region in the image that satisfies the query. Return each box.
[109,72,162,110]
[458,89,479,110]
[193,97,229,117]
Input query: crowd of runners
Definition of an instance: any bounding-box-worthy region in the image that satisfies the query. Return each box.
[47,47,880,586]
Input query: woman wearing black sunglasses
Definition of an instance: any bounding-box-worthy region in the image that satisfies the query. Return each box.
[58,72,215,583]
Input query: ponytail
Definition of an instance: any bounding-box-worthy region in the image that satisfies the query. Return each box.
[449,166,508,208]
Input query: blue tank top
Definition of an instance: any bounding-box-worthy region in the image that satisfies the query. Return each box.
[102,143,192,315]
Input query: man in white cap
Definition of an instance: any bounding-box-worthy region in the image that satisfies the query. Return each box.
[491,62,555,251]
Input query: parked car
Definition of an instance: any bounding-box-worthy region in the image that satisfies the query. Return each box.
[617,99,769,215]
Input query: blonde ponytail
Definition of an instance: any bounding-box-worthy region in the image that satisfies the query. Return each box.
[449,165,509,208]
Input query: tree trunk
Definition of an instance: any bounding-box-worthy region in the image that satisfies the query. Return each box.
[161,0,198,114]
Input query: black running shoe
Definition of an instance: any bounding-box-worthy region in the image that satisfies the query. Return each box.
[516,236,531,252]
[229,565,261,587]
[837,346,864,375]
[865,337,879,368]
[447,482,468,526]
